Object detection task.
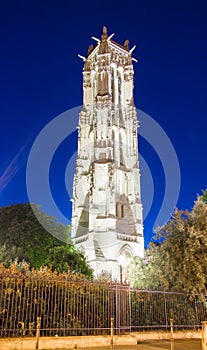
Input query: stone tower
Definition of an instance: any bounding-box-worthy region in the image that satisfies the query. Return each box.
[71,27,144,281]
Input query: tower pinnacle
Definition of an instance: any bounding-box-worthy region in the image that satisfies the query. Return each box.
[102,25,107,35]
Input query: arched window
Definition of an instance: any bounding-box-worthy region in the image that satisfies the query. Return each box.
[119,132,124,166]
[116,203,124,218]
[93,74,97,100]
[118,71,122,107]
[111,67,114,103]
[121,204,124,218]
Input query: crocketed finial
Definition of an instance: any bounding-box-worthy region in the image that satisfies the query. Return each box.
[103,26,107,35]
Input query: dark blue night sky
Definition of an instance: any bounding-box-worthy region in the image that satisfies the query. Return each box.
[0,0,207,246]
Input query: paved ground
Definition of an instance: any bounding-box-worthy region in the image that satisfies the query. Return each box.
[77,339,202,349]
[136,339,201,349]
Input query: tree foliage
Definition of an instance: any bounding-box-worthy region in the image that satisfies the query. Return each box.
[199,188,207,203]
[0,203,93,279]
[133,195,207,295]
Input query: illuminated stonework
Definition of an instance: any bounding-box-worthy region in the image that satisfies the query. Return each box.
[71,27,144,281]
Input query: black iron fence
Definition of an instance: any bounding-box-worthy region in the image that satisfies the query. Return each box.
[0,277,206,337]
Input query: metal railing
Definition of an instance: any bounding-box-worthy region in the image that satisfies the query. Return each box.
[0,276,206,337]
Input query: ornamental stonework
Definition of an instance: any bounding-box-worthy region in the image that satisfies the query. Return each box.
[71,27,144,282]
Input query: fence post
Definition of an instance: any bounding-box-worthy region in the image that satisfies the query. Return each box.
[170,318,174,350]
[202,321,207,350]
[115,284,120,334]
[110,317,114,350]
[129,285,132,333]
[35,317,41,350]
[164,290,168,329]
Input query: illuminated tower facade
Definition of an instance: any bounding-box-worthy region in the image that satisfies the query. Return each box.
[71,27,144,281]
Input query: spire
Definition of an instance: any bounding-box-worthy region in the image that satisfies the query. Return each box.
[101,26,108,40]
[99,26,109,54]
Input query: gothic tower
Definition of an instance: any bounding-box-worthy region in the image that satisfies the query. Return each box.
[71,27,144,281]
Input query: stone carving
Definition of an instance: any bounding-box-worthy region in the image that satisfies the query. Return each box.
[88,44,94,56]
[123,39,129,51]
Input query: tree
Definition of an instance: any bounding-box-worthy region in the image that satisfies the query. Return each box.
[132,194,207,295]
[130,244,169,290]
[0,203,93,279]
[199,189,207,203]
